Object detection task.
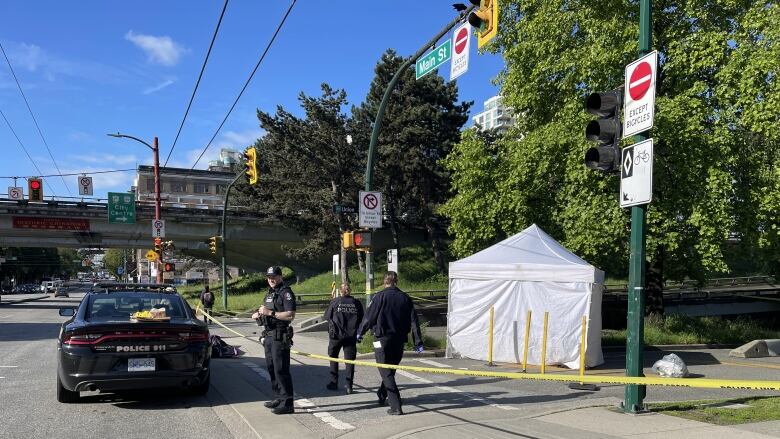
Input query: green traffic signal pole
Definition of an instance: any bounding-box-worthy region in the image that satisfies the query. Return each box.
[220,172,243,310]
[624,0,652,413]
[363,5,476,305]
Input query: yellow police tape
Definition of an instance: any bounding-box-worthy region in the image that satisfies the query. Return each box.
[196,306,780,391]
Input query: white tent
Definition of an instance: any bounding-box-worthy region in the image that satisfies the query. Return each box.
[446,224,604,368]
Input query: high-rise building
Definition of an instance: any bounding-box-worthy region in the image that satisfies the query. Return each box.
[472,95,516,134]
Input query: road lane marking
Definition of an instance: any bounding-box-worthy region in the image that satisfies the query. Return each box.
[417,359,451,368]
[396,369,519,411]
[241,361,355,430]
[0,366,18,368]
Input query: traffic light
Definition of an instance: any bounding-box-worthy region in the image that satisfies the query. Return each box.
[244,147,258,185]
[209,236,218,255]
[468,0,498,48]
[342,231,354,250]
[154,237,162,252]
[28,177,43,201]
[584,90,623,172]
[164,262,175,272]
[353,231,372,248]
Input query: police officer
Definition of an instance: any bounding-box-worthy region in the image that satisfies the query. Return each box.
[325,283,364,394]
[252,266,296,415]
[357,271,422,416]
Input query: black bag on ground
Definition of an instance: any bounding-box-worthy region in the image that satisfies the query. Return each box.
[209,334,242,358]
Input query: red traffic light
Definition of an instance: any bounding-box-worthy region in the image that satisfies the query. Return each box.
[353,231,372,248]
[30,180,41,190]
[154,237,162,245]
[164,263,175,272]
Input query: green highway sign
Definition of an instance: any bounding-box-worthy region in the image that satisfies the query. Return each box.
[415,39,451,80]
[108,192,136,224]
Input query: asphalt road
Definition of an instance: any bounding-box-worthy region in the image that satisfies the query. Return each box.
[2,288,780,439]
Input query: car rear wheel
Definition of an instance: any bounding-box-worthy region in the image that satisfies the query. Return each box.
[56,375,79,403]
[189,372,210,396]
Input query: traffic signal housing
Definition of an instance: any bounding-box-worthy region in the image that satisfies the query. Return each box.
[164,262,175,272]
[154,237,163,252]
[584,90,623,172]
[353,231,372,249]
[28,177,43,201]
[468,0,498,48]
[209,236,219,255]
[244,147,258,185]
[342,231,354,250]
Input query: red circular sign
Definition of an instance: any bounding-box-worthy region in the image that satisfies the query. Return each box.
[363,194,378,209]
[30,180,41,190]
[628,61,652,101]
[454,28,468,54]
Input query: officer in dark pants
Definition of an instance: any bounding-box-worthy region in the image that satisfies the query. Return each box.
[252,266,296,415]
[325,283,364,394]
[357,271,423,416]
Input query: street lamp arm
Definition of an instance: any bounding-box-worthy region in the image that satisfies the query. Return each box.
[106,132,154,151]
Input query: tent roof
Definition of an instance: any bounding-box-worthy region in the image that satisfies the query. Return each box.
[448,224,604,283]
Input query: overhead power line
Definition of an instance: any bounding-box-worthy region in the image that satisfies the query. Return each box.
[189,0,297,170]
[164,0,231,167]
[0,42,73,195]
[0,168,136,179]
[0,108,57,196]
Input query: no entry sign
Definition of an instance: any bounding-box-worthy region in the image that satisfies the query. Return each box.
[450,22,470,81]
[623,51,658,138]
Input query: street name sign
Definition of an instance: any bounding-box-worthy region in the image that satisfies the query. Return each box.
[332,204,357,214]
[358,191,382,228]
[78,175,93,196]
[620,138,654,208]
[108,192,136,224]
[416,39,451,80]
[8,186,23,200]
[450,22,470,81]
[623,51,658,138]
[152,219,166,238]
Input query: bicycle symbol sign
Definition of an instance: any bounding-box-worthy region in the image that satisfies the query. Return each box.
[620,139,654,209]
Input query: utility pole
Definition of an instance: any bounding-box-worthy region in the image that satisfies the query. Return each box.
[624,0,652,414]
[363,4,476,306]
[220,173,243,310]
[107,133,163,283]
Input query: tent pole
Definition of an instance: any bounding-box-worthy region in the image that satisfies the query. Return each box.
[486,306,495,366]
[541,311,549,374]
[522,310,532,372]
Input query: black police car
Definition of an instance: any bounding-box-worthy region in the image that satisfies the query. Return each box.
[56,284,210,403]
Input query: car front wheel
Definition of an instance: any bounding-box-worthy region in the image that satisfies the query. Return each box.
[56,375,79,403]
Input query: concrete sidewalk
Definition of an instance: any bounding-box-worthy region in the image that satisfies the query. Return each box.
[211,318,780,439]
[0,293,48,305]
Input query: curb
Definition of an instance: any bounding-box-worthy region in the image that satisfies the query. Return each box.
[0,294,49,305]
[603,343,740,352]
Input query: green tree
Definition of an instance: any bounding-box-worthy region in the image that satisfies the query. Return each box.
[236,84,363,284]
[353,50,472,273]
[103,249,124,279]
[442,0,780,312]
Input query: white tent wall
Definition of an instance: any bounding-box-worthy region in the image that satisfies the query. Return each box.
[446,278,603,368]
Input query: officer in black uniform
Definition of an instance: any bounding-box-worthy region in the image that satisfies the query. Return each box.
[252,266,296,415]
[357,271,423,416]
[325,283,364,394]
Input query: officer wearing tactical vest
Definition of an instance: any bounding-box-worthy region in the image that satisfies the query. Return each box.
[325,283,363,394]
[252,266,296,414]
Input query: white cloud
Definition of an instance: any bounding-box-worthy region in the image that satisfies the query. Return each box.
[215,129,265,150]
[124,31,186,66]
[143,78,176,95]
[166,128,264,169]
[8,42,44,71]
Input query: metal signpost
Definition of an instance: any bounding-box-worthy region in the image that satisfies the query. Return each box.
[415,39,452,80]
[108,192,136,224]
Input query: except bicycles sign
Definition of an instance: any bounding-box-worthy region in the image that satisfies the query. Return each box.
[623,51,658,138]
[358,191,382,228]
[620,138,653,208]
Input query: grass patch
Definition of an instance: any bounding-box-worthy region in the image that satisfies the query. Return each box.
[601,314,780,346]
[649,397,780,425]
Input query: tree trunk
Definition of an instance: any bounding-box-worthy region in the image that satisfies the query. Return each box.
[425,217,447,274]
[356,250,364,272]
[645,249,665,316]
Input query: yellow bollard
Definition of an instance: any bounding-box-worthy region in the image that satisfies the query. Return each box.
[540,311,549,374]
[522,310,532,372]
[487,306,495,366]
[579,315,587,384]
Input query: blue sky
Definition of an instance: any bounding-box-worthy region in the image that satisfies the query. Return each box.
[0,1,503,199]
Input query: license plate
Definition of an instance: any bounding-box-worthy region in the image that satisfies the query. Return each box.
[128,358,155,372]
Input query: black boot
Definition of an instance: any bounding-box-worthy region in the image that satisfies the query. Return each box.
[264,399,281,408]
[326,382,338,391]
